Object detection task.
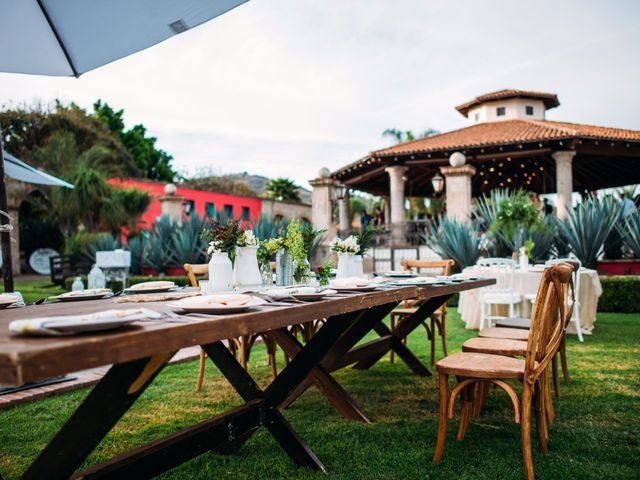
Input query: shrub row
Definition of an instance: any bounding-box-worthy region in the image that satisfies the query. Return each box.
[597,276,640,313]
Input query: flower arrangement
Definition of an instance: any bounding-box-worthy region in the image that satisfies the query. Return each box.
[237,229,257,247]
[354,224,376,256]
[330,235,360,255]
[262,220,317,282]
[201,219,242,255]
[315,261,333,286]
[519,240,535,259]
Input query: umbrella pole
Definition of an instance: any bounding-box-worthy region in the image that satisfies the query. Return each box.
[0,129,15,292]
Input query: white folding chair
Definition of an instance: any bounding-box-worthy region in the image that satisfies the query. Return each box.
[476,258,521,330]
[523,258,583,341]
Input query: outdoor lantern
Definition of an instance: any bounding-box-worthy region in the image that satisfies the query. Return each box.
[336,184,347,200]
[431,173,445,194]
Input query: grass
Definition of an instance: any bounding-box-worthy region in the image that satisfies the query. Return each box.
[0,309,639,479]
[1,278,64,304]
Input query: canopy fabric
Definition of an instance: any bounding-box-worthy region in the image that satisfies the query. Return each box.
[3,150,73,188]
[0,0,247,77]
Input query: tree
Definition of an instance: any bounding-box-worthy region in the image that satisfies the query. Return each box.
[0,101,139,177]
[93,100,176,181]
[382,128,439,144]
[264,178,301,202]
[183,175,257,197]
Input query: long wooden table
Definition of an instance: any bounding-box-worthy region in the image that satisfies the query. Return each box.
[0,279,492,479]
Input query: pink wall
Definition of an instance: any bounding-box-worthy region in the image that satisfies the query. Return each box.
[109,179,262,229]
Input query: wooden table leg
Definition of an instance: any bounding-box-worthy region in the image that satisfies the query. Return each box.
[21,352,176,480]
[352,295,451,373]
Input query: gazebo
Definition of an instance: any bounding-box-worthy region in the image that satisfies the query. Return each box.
[322,89,640,244]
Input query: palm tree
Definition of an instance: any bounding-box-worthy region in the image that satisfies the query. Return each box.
[382,128,439,144]
[265,177,301,202]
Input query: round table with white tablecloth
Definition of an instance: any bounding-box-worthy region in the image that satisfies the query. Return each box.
[457,265,602,334]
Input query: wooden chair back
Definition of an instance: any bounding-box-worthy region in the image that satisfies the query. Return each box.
[401,259,455,311]
[525,262,575,382]
[183,263,208,287]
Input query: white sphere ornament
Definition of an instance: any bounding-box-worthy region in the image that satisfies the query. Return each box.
[318,167,331,179]
[164,183,177,196]
[449,151,466,167]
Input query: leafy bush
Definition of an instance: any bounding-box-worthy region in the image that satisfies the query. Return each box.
[556,197,623,268]
[421,217,479,269]
[598,276,640,313]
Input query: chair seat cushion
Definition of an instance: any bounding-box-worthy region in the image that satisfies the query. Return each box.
[436,352,528,379]
[495,317,531,329]
[482,292,522,304]
[478,327,530,341]
[462,337,528,356]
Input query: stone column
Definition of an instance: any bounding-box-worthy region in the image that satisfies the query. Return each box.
[309,169,337,246]
[440,164,476,222]
[338,190,351,237]
[552,151,576,220]
[385,166,408,245]
[159,183,185,226]
[383,196,391,225]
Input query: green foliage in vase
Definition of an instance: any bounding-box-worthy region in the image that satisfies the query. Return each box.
[354,224,377,256]
[201,219,242,256]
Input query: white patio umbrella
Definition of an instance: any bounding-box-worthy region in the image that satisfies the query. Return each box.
[3,150,73,188]
[0,0,248,290]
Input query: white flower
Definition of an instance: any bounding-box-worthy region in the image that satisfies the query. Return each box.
[240,229,257,247]
[329,236,359,255]
[208,240,222,255]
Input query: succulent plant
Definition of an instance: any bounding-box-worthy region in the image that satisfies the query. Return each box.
[421,217,480,269]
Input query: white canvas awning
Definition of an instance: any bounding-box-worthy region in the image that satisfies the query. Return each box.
[0,0,247,77]
[3,150,73,188]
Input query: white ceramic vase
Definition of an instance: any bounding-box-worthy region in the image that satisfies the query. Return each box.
[519,254,529,270]
[336,253,352,279]
[208,250,233,292]
[350,255,364,278]
[233,246,262,288]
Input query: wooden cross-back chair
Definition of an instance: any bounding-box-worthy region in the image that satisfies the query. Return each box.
[433,262,574,480]
[183,264,279,391]
[389,259,455,366]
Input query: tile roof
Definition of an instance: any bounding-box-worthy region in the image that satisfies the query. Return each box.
[455,89,560,117]
[372,119,640,157]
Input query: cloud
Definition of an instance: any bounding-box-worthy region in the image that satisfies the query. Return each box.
[0,0,639,189]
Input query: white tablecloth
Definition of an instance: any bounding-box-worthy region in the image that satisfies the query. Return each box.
[458,266,602,334]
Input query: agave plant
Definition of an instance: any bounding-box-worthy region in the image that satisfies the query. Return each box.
[251,215,289,241]
[142,215,175,272]
[618,209,640,258]
[556,197,624,268]
[474,189,513,255]
[126,236,146,275]
[420,216,480,269]
[171,228,207,265]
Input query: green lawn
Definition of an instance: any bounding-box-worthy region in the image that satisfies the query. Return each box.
[1,278,64,304]
[0,310,639,479]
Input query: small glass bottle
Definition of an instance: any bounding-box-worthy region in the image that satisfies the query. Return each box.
[261,262,273,287]
[71,276,85,292]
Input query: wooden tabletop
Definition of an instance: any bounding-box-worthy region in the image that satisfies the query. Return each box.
[0,279,493,385]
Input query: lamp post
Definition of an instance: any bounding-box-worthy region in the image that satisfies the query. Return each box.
[431,173,445,196]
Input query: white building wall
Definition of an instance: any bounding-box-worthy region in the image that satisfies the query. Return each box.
[468,98,546,124]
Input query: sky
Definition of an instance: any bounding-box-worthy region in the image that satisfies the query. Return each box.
[1,0,639,189]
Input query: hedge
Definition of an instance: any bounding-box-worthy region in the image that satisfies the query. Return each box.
[598,276,640,313]
[64,275,192,292]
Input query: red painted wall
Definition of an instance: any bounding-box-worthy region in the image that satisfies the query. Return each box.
[109,179,262,229]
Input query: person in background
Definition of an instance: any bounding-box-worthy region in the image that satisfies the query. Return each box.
[621,192,635,217]
[374,206,384,227]
[542,198,554,216]
[360,209,372,227]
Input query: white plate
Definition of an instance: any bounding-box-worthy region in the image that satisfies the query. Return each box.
[46,317,138,333]
[50,291,113,302]
[168,294,266,314]
[384,271,416,278]
[331,285,378,292]
[125,281,176,294]
[387,277,440,286]
[291,289,337,301]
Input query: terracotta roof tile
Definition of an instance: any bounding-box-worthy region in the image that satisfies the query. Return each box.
[456,89,560,116]
[372,119,640,157]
